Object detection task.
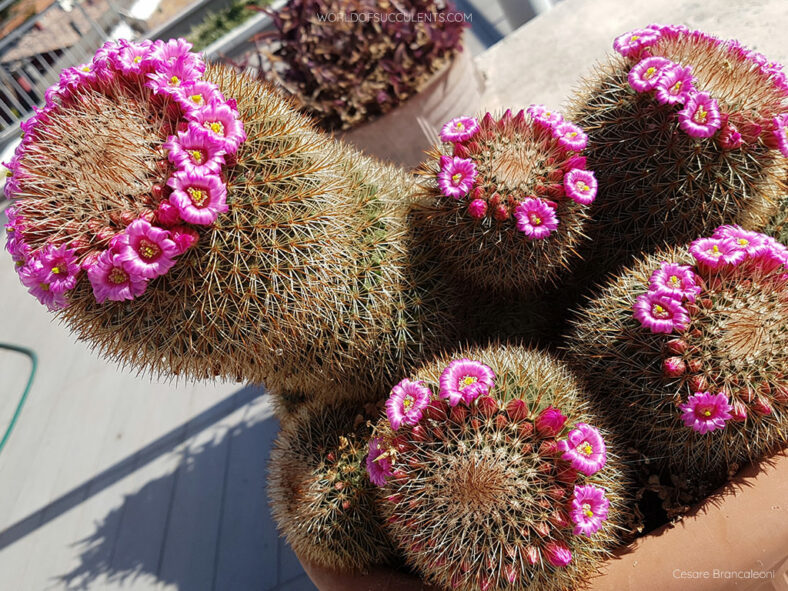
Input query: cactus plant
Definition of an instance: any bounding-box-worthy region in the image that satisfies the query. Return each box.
[766,190,788,244]
[368,343,630,591]
[3,39,455,409]
[412,108,597,295]
[566,227,788,488]
[251,0,467,131]
[570,24,788,271]
[269,397,398,572]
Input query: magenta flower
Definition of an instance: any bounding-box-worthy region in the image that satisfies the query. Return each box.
[467,198,487,219]
[689,237,747,270]
[167,169,228,226]
[146,56,201,96]
[189,103,246,154]
[570,484,610,537]
[527,104,563,129]
[678,92,721,138]
[440,116,479,143]
[34,243,80,293]
[628,56,672,92]
[679,392,732,434]
[554,122,588,151]
[535,406,567,437]
[713,225,768,257]
[654,64,695,105]
[437,156,477,199]
[366,437,393,487]
[772,114,788,157]
[115,219,178,279]
[169,225,199,255]
[86,250,148,303]
[514,198,559,240]
[613,27,661,58]
[558,423,607,476]
[174,80,223,117]
[27,279,69,311]
[150,38,205,73]
[112,41,154,75]
[563,169,597,205]
[164,128,226,174]
[633,291,690,334]
[439,358,495,406]
[386,378,431,431]
[544,542,573,567]
[648,262,701,302]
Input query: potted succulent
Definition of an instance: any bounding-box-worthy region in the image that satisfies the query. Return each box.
[248,0,482,166]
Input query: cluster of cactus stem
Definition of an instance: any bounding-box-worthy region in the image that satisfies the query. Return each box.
[412,108,596,295]
[8,59,456,410]
[567,229,788,487]
[570,24,788,272]
[371,344,629,591]
[268,398,398,572]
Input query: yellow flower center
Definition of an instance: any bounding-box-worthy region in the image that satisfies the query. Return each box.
[644,66,657,79]
[454,121,464,129]
[15,260,23,268]
[630,35,640,41]
[738,238,749,246]
[672,81,683,93]
[460,375,478,388]
[669,275,680,286]
[170,75,180,86]
[579,442,593,456]
[530,214,542,226]
[711,244,721,255]
[703,409,712,417]
[187,187,208,207]
[568,131,578,137]
[694,105,708,124]
[108,267,127,285]
[139,238,161,261]
[39,282,49,291]
[582,503,594,518]
[52,266,62,275]
[7,226,14,233]
[403,395,414,410]
[4,170,11,177]
[189,149,204,164]
[81,66,90,72]
[134,56,142,64]
[577,181,590,192]
[451,173,462,184]
[207,121,224,135]
[190,94,204,105]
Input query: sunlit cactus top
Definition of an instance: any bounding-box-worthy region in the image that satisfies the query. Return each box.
[614,24,788,152]
[3,39,245,310]
[367,345,627,591]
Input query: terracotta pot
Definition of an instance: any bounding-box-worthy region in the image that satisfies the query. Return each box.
[300,451,788,590]
[339,45,484,168]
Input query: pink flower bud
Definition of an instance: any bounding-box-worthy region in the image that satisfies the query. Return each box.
[666,338,688,354]
[753,395,773,416]
[468,198,487,219]
[663,356,686,377]
[730,400,748,422]
[545,542,572,567]
[535,406,567,437]
[170,225,199,255]
[505,398,529,421]
[156,201,181,226]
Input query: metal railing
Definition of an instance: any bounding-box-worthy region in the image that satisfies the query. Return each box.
[0,0,126,147]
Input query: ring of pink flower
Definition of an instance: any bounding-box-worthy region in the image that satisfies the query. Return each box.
[3,38,246,310]
[632,226,788,434]
[435,110,598,241]
[616,24,788,153]
[368,358,612,565]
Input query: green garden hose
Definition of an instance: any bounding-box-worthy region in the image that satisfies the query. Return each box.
[0,343,37,455]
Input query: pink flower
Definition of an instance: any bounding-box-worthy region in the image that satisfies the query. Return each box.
[146,56,201,96]
[440,116,479,142]
[437,156,477,199]
[112,40,154,75]
[189,103,246,154]
[439,358,495,406]
[386,378,431,430]
[174,80,223,117]
[713,225,768,257]
[514,198,559,240]
[772,114,788,157]
[467,198,487,219]
[164,128,226,174]
[554,122,588,151]
[27,280,69,311]
[689,237,747,270]
[678,92,721,138]
[654,64,695,105]
[33,243,80,293]
[679,392,732,434]
[570,484,610,537]
[648,262,701,302]
[558,423,607,476]
[86,250,148,303]
[535,406,567,437]
[167,169,228,226]
[115,219,178,279]
[563,169,597,205]
[527,104,563,129]
[633,291,690,334]
[544,542,572,567]
[613,28,661,58]
[150,38,205,73]
[628,56,672,92]
[366,437,393,487]
[169,225,199,255]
